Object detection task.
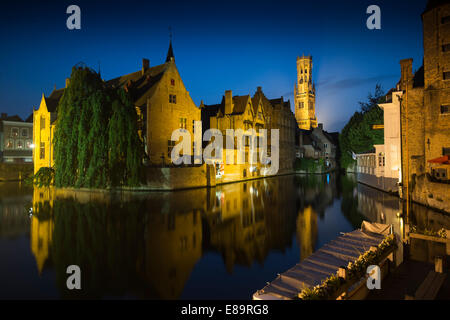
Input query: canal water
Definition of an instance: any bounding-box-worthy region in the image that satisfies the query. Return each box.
[0,173,449,299]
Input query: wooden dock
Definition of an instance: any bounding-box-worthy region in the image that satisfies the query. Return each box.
[253,223,391,300]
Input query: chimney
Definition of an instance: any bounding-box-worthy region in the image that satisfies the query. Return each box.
[142,58,150,75]
[400,58,413,90]
[65,78,70,88]
[225,90,232,114]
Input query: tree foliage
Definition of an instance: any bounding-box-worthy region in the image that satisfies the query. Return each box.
[339,84,385,170]
[53,66,144,188]
[32,167,55,187]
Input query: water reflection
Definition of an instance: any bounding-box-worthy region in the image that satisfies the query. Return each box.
[0,182,32,238]
[0,173,448,299]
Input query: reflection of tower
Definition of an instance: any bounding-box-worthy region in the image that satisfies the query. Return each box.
[294,55,317,130]
[296,206,318,261]
[31,188,55,275]
[30,215,53,274]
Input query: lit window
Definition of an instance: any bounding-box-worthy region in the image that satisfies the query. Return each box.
[11,127,19,137]
[40,116,45,130]
[6,139,13,149]
[168,140,175,157]
[40,142,45,159]
[179,118,187,129]
[16,140,23,149]
[26,140,32,149]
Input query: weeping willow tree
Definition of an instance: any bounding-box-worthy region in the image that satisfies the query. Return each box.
[108,89,145,187]
[53,66,144,188]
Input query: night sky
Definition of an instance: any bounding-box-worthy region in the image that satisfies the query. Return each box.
[0,0,427,132]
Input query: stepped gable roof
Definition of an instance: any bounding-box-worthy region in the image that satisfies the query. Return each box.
[107,63,167,107]
[252,89,272,113]
[45,88,64,112]
[269,98,282,105]
[269,97,291,112]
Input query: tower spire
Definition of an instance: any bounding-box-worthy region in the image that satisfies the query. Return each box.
[166,26,175,62]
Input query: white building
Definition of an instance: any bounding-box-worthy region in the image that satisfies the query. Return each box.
[355,89,402,193]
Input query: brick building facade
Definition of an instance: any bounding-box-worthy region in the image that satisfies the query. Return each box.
[399,0,450,212]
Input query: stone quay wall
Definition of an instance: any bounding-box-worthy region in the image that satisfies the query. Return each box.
[357,172,399,194]
[0,163,33,181]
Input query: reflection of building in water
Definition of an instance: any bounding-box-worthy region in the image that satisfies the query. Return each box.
[296,206,318,261]
[206,176,298,273]
[356,183,403,265]
[0,183,32,238]
[407,201,450,263]
[30,214,53,274]
[207,180,267,273]
[30,187,55,274]
[297,174,338,217]
[138,209,202,299]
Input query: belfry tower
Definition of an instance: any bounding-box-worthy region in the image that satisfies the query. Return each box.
[294,55,317,130]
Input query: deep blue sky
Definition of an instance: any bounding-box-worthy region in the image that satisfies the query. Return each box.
[0,0,427,132]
